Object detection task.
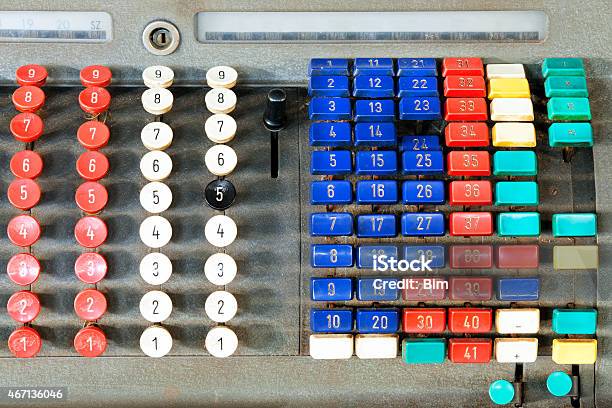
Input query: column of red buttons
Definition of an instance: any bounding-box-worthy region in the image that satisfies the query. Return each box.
[6,65,47,358]
[73,66,113,357]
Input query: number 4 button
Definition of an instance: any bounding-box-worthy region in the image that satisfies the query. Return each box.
[205,215,237,247]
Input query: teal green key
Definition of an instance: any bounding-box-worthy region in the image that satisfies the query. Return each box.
[493,151,537,176]
[552,213,597,237]
[544,76,588,97]
[552,308,597,334]
[547,97,591,120]
[402,338,445,364]
[549,123,593,147]
[489,380,515,405]
[497,212,540,237]
[495,181,539,206]
[542,58,585,77]
[546,372,574,397]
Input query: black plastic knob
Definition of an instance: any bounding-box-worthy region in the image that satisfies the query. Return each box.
[263,89,287,132]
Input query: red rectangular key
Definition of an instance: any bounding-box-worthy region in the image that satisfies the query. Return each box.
[450,212,493,236]
[450,245,493,269]
[449,277,493,300]
[445,122,489,147]
[442,58,484,76]
[448,338,492,363]
[496,245,540,269]
[447,151,490,176]
[402,308,446,333]
[444,76,486,97]
[444,98,488,121]
[402,277,447,301]
[449,181,492,206]
[448,308,493,333]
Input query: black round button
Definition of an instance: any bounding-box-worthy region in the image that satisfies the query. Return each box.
[205,179,236,211]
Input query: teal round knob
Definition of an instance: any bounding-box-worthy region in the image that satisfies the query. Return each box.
[489,379,515,405]
[547,371,573,397]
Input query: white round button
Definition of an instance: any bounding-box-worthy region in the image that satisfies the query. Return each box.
[140,326,173,357]
[140,181,173,213]
[205,290,237,323]
[204,253,237,286]
[140,150,172,181]
[205,326,238,358]
[205,88,237,114]
[205,114,236,144]
[141,88,173,115]
[140,215,172,248]
[206,66,238,89]
[140,290,173,323]
[140,252,172,285]
[142,65,175,89]
[204,145,237,176]
[205,215,237,247]
[141,122,173,150]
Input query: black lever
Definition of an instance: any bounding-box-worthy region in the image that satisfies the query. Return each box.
[263,89,287,178]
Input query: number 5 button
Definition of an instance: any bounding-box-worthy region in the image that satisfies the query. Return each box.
[205,215,237,247]
[140,181,173,213]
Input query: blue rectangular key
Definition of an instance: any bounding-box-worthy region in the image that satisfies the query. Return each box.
[354,122,397,147]
[310,309,353,333]
[308,75,350,97]
[311,181,352,205]
[401,213,445,236]
[311,150,352,175]
[356,309,400,334]
[311,277,353,301]
[355,151,398,175]
[402,180,445,204]
[355,99,395,122]
[310,122,351,147]
[356,180,398,204]
[400,135,441,151]
[404,245,445,269]
[357,245,399,269]
[310,212,353,236]
[397,58,437,76]
[397,77,439,97]
[497,278,540,301]
[311,244,353,267]
[309,97,351,121]
[402,151,444,174]
[356,214,397,238]
[309,58,350,76]
[399,97,442,120]
[357,278,399,301]
[353,58,394,76]
[353,75,395,98]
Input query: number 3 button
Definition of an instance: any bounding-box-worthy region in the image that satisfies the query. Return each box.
[205,215,237,247]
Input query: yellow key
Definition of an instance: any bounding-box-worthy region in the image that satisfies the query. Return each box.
[552,339,597,364]
[490,98,534,121]
[492,123,536,147]
[488,78,531,99]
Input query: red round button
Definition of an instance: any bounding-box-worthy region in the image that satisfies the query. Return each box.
[74,252,107,284]
[10,150,43,179]
[12,86,45,113]
[8,326,42,358]
[76,151,109,181]
[80,65,112,88]
[7,215,41,247]
[10,112,44,143]
[74,326,107,357]
[78,86,111,115]
[7,291,41,323]
[74,288,107,321]
[77,120,110,150]
[74,216,108,248]
[75,181,108,214]
[16,64,48,87]
[7,253,41,286]
[7,178,41,210]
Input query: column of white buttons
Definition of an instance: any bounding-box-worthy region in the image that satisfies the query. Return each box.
[138,66,175,357]
[204,66,239,358]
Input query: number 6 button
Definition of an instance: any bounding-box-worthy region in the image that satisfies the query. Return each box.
[77,151,109,181]
[205,215,237,247]
[205,144,237,176]
[140,290,173,323]
[140,150,172,181]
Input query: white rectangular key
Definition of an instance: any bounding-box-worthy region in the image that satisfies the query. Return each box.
[309,334,353,359]
[492,122,536,147]
[355,335,398,359]
[496,308,540,333]
[486,64,526,79]
[490,98,534,121]
[495,338,538,363]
